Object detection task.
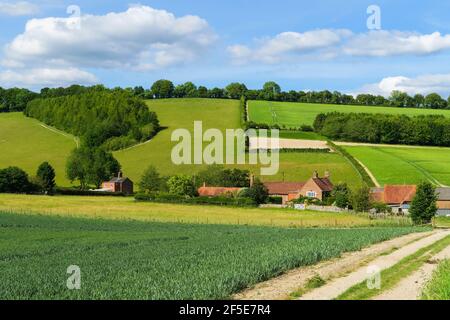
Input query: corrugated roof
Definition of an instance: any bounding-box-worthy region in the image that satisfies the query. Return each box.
[437,188,450,201]
[264,182,305,195]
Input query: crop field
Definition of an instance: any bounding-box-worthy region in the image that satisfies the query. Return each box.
[0,194,413,228]
[0,112,77,185]
[343,145,450,186]
[0,212,425,299]
[248,100,450,127]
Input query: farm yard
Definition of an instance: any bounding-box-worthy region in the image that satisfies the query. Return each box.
[0,211,425,300]
[343,145,450,186]
[248,100,450,127]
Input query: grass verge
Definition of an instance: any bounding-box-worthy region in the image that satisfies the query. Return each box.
[422,260,450,300]
[336,235,450,300]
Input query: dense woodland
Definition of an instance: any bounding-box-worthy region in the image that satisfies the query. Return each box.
[25,90,159,151]
[314,112,450,147]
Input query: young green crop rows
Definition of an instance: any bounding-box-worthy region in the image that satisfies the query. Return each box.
[0,212,426,300]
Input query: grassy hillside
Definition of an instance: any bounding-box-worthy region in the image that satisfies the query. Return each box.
[249,100,450,127]
[0,212,422,299]
[0,112,76,185]
[116,99,361,187]
[0,99,361,188]
[344,145,450,186]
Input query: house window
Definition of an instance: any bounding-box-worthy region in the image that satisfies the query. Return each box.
[307,191,317,198]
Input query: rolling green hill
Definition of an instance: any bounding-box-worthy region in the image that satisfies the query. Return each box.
[344,145,450,186]
[0,112,77,185]
[249,100,450,127]
[0,99,362,188]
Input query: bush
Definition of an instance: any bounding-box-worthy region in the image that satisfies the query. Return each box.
[167,175,197,197]
[0,167,31,193]
[371,202,393,214]
[134,193,256,207]
[300,125,314,132]
[247,178,269,204]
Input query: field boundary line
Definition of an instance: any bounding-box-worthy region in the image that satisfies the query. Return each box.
[39,123,79,148]
[299,230,450,300]
[354,158,381,187]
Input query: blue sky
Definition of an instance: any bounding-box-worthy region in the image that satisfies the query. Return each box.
[1,0,450,96]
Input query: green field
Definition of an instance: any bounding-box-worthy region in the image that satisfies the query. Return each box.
[343,145,450,186]
[0,99,362,188]
[422,260,450,300]
[0,194,412,228]
[0,211,424,299]
[0,112,77,185]
[249,100,450,127]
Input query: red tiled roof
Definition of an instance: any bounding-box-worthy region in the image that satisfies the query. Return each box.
[264,182,305,195]
[383,185,416,204]
[198,187,242,197]
[312,178,334,192]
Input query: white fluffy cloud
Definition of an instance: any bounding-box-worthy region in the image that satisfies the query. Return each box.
[229,29,351,64]
[3,5,216,71]
[344,31,450,56]
[0,5,216,88]
[229,29,450,64]
[0,68,98,88]
[358,74,450,97]
[0,1,38,16]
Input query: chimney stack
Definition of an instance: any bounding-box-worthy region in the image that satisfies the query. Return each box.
[313,170,319,179]
[325,171,330,178]
[118,171,123,178]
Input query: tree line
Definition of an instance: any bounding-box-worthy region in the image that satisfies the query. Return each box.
[25,90,160,151]
[2,80,450,113]
[314,112,450,147]
[148,80,450,110]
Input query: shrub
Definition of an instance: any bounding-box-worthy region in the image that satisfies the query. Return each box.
[167,175,197,197]
[134,193,256,207]
[247,178,269,204]
[0,167,31,193]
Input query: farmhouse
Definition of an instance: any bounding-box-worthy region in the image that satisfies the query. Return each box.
[264,171,334,205]
[370,185,416,214]
[198,183,243,197]
[101,172,134,195]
